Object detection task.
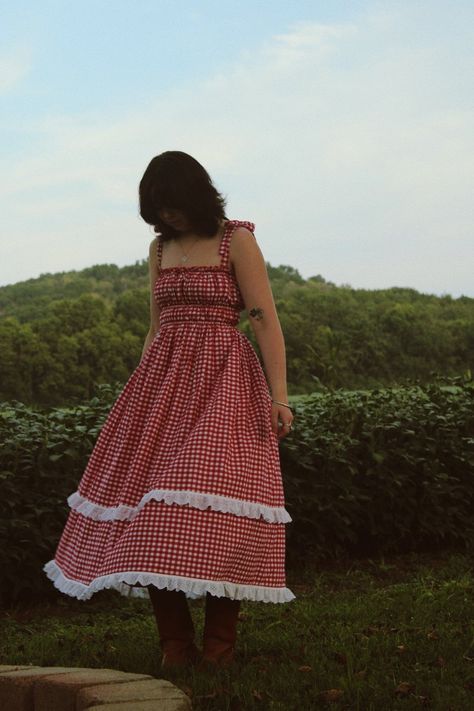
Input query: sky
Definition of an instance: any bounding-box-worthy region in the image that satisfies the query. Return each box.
[1,0,473,298]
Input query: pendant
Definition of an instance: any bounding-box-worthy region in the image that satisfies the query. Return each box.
[181,255,188,263]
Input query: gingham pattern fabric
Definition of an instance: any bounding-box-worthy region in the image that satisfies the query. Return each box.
[43,219,296,603]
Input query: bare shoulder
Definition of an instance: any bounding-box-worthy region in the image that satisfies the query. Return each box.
[232,225,256,241]
[229,225,267,285]
[228,224,278,326]
[229,226,260,266]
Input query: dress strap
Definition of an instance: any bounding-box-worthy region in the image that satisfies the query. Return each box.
[156,235,163,271]
[219,220,256,270]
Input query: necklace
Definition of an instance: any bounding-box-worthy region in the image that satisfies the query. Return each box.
[176,236,201,263]
[173,221,225,263]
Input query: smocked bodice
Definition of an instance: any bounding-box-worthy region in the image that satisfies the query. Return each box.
[153,220,254,328]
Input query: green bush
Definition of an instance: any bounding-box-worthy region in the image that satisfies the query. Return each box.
[283,374,474,560]
[0,382,122,606]
[0,376,473,606]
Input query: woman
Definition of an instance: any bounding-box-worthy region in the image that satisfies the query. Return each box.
[43,150,295,671]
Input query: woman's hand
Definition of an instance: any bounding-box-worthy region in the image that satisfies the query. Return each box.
[271,402,294,440]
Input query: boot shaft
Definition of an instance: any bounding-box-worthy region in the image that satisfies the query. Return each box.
[201,592,241,667]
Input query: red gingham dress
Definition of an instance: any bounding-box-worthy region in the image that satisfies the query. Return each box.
[43,219,295,603]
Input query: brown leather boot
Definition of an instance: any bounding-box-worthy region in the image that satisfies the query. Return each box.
[196,592,241,670]
[147,585,201,669]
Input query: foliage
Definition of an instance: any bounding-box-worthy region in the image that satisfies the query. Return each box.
[0,262,473,406]
[0,376,473,606]
[2,552,474,708]
[0,382,122,605]
[282,374,474,560]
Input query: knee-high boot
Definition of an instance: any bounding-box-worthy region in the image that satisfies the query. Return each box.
[197,592,241,669]
[147,585,200,669]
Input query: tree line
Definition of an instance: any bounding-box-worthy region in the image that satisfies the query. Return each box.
[0,260,472,407]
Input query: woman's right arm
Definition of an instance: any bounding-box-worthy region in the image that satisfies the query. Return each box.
[140,237,161,360]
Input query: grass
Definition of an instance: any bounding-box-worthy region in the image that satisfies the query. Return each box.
[1,547,473,709]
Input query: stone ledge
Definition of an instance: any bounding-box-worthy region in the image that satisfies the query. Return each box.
[0,664,191,711]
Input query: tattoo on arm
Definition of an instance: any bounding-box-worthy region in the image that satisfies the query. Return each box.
[249,307,264,321]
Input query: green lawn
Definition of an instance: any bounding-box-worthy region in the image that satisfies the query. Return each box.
[1,548,473,709]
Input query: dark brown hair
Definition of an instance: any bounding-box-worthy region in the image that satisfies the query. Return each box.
[138,151,228,241]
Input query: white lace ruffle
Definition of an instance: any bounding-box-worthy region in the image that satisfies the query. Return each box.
[42,559,297,603]
[67,488,292,524]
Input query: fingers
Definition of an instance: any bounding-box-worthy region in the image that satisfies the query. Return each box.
[271,403,294,440]
[277,421,292,440]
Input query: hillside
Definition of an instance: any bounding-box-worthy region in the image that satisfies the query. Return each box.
[0,260,472,407]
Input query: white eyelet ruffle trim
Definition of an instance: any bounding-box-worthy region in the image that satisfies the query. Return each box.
[67,488,292,524]
[42,559,297,603]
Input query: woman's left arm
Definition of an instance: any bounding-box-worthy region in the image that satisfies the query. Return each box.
[230,227,293,438]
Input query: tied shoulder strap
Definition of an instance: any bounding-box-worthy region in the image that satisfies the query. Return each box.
[218,220,256,270]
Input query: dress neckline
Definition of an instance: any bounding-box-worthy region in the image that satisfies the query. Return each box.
[158,265,231,273]
[158,220,232,272]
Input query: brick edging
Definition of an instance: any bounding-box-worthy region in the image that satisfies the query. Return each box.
[0,664,191,710]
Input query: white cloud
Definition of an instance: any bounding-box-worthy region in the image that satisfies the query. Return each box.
[0,46,32,93]
[1,4,473,297]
